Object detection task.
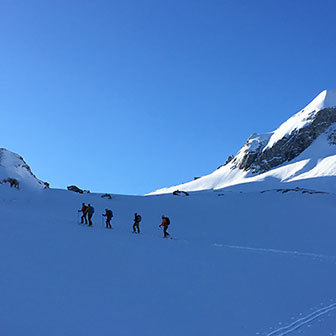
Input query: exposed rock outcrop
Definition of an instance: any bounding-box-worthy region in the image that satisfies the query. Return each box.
[173,190,189,196]
[1,178,19,189]
[67,185,84,194]
[231,107,336,173]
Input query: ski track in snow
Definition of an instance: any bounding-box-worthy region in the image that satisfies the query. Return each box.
[76,220,336,264]
[212,243,336,263]
[77,223,336,264]
[264,303,336,336]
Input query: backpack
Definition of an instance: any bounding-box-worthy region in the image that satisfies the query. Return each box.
[89,206,95,214]
[137,214,142,222]
[165,217,170,225]
[108,210,113,218]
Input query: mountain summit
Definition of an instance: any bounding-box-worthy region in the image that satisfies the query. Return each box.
[151,90,336,194]
[0,148,47,190]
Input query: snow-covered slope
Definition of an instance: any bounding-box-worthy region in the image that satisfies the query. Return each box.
[1,187,335,336]
[0,148,47,190]
[151,90,336,194]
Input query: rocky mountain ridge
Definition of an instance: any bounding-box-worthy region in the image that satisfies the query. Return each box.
[232,106,336,173]
[151,90,336,194]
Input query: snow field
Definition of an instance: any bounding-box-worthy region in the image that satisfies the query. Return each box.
[0,187,335,335]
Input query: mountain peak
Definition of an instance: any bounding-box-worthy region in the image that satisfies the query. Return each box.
[305,89,336,112]
[151,90,336,194]
[0,148,47,190]
[263,90,336,151]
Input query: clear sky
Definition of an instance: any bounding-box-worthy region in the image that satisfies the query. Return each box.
[1,0,336,194]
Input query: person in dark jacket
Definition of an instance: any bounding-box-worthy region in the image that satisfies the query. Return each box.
[159,215,170,238]
[103,209,113,229]
[78,203,88,224]
[133,213,141,233]
[87,204,95,226]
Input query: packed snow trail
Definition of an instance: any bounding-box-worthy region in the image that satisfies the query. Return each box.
[77,222,336,263]
[78,213,336,263]
[266,303,336,336]
[212,243,336,263]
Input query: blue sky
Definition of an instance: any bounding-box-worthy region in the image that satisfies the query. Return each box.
[1,0,336,194]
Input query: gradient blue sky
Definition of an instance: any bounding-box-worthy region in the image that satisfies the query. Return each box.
[1,0,336,194]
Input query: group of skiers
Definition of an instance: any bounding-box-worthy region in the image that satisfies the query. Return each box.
[78,203,171,238]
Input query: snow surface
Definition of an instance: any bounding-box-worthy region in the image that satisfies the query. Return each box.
[0,186,335,335]
[151,90,336,195]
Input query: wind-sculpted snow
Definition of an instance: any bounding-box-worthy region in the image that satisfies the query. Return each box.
[0,188,335,335]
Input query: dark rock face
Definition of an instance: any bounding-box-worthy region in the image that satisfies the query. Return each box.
[217,155,234,170]
[1,178,19,189]
[260,187,328,195]
[173,190,189,196]
[327,129,336,144]
[67,185,84,193]
[231,107,336,173]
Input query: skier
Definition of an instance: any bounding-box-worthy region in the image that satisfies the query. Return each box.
[87,204,95,226]
[159,215,170,238]
[133,212,142,233]
[78,202,88,224]
[102,208,113,229]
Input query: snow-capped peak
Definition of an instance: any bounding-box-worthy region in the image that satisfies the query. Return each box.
[0,148,47,190]
[150,90,336,194]
[306,89,336,111]
[265,90,336,150]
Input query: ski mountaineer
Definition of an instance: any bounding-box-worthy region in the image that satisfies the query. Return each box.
[102,209,113,229]
[159,215,170,238]
[133,213,142,233]
[78,203,88,224]
[87,204,95,227]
